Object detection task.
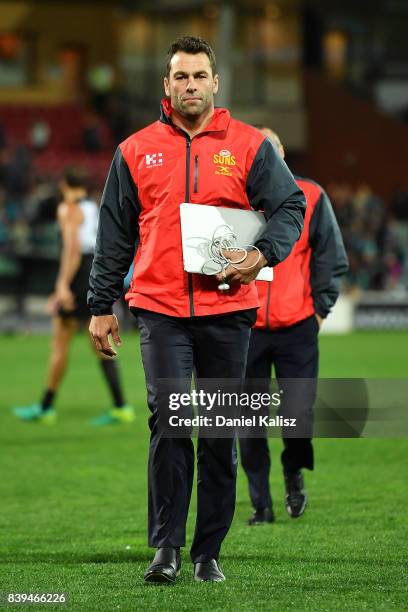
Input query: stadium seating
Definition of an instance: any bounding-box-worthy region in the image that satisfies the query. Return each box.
[0,103,114,186]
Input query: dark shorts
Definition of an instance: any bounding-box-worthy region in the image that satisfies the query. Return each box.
[58,254,93,321]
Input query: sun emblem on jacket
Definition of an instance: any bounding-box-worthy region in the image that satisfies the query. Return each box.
[213,149,236,176]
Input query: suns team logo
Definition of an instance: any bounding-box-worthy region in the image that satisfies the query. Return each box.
[213,149,236,176]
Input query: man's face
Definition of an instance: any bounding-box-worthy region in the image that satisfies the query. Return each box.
[164,52,219,118]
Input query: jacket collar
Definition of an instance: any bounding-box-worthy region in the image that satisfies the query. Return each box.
[159,97,230,134]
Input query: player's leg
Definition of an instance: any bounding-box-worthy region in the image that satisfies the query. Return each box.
[239,328,275,525]
[273,315,319,517]
[45,315,79,392]
[13,315,78,423]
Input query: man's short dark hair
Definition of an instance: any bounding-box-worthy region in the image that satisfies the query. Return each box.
[63,166,88,189]
[166,35,216,76]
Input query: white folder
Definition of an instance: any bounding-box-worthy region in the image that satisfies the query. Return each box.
[179,203,273,281]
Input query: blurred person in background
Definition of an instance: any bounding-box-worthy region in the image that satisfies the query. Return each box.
[1,144,32,199]
[390,188,408,289]
[0,120,7,151]
[12,166,134,426]
[82,111,103,153]
[0,187,12,246]
[381,214,406,291]
[87,63,115,116]
[29,119,51,152]
[239,127,348,524]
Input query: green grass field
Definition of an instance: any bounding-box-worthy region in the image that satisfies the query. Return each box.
[0,331,407,610]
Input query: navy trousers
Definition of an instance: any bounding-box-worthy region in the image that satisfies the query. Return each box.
[134,308,255,562]
[239,315,318,511]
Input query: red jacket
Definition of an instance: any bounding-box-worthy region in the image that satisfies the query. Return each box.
[88,100,305,318]
[254,177,348,330]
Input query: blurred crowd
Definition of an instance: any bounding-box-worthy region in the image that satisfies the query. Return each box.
[327,182,408,293]
[1,130,408,296]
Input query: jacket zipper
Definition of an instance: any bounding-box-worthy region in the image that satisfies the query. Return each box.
[185,138,191,200]
[185,138,195,316]
[193,155,199,193]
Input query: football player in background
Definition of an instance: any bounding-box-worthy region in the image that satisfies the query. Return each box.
[12,167,134,425]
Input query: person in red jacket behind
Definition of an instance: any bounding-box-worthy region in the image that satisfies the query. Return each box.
[240,127,348,525]
[88,38,305,583]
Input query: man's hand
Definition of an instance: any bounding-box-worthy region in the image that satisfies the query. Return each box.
[89,314,122,357]
[56,284,75,310]
[215,249,268,286]
[47,285,75,315]
[47,293,59,316]
[315,314,323,329]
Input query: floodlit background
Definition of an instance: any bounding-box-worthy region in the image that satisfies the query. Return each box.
[0,0,408,331]
[0,2,407,610]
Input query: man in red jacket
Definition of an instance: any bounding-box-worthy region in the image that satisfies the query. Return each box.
[240,128,348,525]
[88,38,305,583]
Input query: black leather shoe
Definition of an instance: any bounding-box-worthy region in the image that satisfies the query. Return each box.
[144,547,181,583]
[284,470,307,518]
[247,507,275,525]
[194,559,225,582]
